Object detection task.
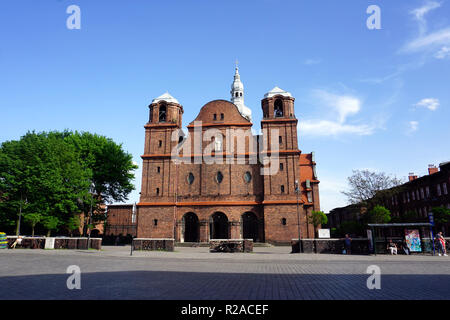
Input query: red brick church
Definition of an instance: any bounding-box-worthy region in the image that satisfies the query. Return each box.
[106,67,320,244]
[131,66,320,244]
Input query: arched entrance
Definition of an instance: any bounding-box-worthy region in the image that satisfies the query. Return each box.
[209,212,229,239]
[182,212,199,242]
[242,212,259,242]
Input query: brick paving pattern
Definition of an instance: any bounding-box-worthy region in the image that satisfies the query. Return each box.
[1,246,449,300]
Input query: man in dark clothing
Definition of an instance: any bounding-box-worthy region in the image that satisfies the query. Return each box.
[344,234,352,254]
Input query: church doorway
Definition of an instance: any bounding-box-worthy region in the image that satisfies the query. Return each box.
[242,212,259,242]
[182,212,199,242]
[209,212,229,239]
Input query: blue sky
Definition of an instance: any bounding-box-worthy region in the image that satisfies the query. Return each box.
[1,0,449,212]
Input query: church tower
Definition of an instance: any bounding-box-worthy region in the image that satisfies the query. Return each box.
[260,87,306,243]
[137,93,183,238]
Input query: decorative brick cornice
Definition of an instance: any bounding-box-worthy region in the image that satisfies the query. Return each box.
[137,199,304,207]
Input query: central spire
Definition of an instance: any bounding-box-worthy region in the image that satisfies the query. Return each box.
[230,63,252,121]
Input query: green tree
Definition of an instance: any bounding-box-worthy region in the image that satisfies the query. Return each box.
[307,211,328,237]
[366,205,391,224]
[66,215,81,237]
[42,216,59,237]
[432,207,450,231]
[23,213,42,237]
[342,170,403,207]
[0,131,137,236]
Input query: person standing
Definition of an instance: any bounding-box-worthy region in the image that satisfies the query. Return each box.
[344,234,352,255]
[436,232,448,256]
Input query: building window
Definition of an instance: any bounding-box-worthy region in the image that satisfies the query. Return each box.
[158,140,162,148]
[420,188,425,199]
[307,191,313,203]
[281,185,285,193]
[157,166,160,173]
[156,188,160,195]
[274,99,284,117]
[437,184,442,196]
[187,172,195,185]
[443,183,448,195]
[244,171,252,183]
[281,218,287,225]
[279,136,282,144]
[159,104,166,122]
[407,192,410,202]
[154,219,158,226]
[216,171,224,184]
[214,137,222,152]
[213,113,217,120]
[280,163,284,171]
[412,192,415,201]
[220,113,224,120]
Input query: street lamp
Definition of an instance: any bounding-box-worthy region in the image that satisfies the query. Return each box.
[87,182,95,250]
[294,180,302,253]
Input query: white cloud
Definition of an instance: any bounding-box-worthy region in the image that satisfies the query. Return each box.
[409,121,419,132]
[434,46,450,58]
[300,90,375,137]
[314,90,361,123]
[402,2,450,57]
[415,98,440,111]
[403,28,450,52]
[304,58,321,65]
[301,120,374,136]
[410,1,441,35]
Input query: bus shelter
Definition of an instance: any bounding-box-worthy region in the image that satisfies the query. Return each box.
[367,223,434,255]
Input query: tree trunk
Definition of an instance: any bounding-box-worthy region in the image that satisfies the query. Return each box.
[15,195,23,236]
[47,230,51,237]
[32,226,35,237]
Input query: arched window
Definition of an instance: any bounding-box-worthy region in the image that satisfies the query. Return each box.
[281,218,287,225]
[159,104,167,122]
[240,92,242,97]
[244,171,252,183]
[187,172,195,185]
[154,219,158,226]
[274,99,284,117]
[235,92,239,97]
[216,171,224,184]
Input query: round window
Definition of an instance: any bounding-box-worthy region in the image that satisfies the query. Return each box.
[244,171,252,183]
[187,172,194,185]
[216,171,224,184]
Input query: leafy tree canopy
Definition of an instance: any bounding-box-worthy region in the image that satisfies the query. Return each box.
[0,131,137,235]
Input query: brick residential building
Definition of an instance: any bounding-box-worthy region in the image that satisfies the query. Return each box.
[134,67,320,244]
[327,161,450,236]
[104,204,137,238]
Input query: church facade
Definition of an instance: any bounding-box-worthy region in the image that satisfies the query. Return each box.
[136,67,320,244]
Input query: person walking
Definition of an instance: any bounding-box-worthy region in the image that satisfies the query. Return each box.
[344,234,352,255]
[436,232,448,256]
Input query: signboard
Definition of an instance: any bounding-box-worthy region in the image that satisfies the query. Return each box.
[428,212,435,226]
[45,237,55,249]
[318,229,330,239]
[405,229,422,252]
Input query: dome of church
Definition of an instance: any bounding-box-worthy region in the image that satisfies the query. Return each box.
[264,86,292,99]
[152,92,179,104]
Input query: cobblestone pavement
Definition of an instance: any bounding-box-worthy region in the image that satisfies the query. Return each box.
[1,246,449,300]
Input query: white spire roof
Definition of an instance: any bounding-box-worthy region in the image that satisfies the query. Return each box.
[152,92,179,104]
[230,64,252,121]
[264,86,292,98]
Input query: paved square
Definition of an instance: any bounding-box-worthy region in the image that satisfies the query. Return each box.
[1,246,449,300]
